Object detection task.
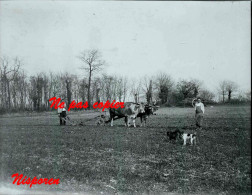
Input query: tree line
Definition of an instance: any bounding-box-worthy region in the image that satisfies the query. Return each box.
[0,50,250,113]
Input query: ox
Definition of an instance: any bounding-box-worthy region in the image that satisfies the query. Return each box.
[137,104,159,127]
[109,102,145,127]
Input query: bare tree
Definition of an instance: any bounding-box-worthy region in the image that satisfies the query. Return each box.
[65,75,73,108]
[17,70,27,110]
[116,76,123,102]
[79,78,88,102]
[190,79,202,97]
[40,72,49,110]
[78,50,105,108]
[72,76,81,103]
[225,81,238,101]
[199,89,215,102]
[101,74,115,101]
[92,77,102,103]
[122,76,128,102]
[155,73,174,104]
[142,76,153,104]
[177,79,202,99]
[130,79,142,103]
[218,81,227,103]
[49,72,61,98]
[218,80,238,102]
[29,74,42,111]
[0,57,21,109]
[111,75,129,102]
[110,75,119,101]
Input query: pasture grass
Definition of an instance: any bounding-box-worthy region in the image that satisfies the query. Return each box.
[0,105,251,194]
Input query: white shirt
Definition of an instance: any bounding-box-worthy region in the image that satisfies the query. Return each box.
[57,103,66,113]
[195,102,205,114]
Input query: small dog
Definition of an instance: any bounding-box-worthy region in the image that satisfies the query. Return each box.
[182,132,196,145]
[167,129,196,145]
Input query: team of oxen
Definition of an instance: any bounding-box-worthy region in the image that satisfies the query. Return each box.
[107,102,159,127]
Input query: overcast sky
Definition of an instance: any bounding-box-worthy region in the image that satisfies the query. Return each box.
[0,1,250,93]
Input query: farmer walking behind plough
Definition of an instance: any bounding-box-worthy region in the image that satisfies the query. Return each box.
[58,99,67,125]
[193,97,205,130]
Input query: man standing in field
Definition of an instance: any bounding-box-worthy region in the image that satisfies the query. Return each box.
[193,97,205,130]
[58,99,67,125]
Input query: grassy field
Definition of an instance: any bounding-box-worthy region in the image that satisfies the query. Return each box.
[0,105,251,195]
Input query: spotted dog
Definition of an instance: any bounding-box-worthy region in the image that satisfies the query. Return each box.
[167,129,197,146]
[182,132,197,145]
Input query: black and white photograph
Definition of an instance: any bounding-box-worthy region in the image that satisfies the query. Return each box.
[0,1,251,194]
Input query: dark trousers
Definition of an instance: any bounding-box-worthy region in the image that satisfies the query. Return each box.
[60,111,67,125]
[195,113,203,128]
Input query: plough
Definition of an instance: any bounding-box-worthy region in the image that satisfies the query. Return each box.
[60,115,83,126]
[59,111,111,126]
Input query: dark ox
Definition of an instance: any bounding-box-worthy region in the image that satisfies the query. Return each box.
[137,104,159,127]
[109,102,145,127]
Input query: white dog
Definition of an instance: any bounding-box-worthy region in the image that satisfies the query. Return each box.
[182,132,196,145]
